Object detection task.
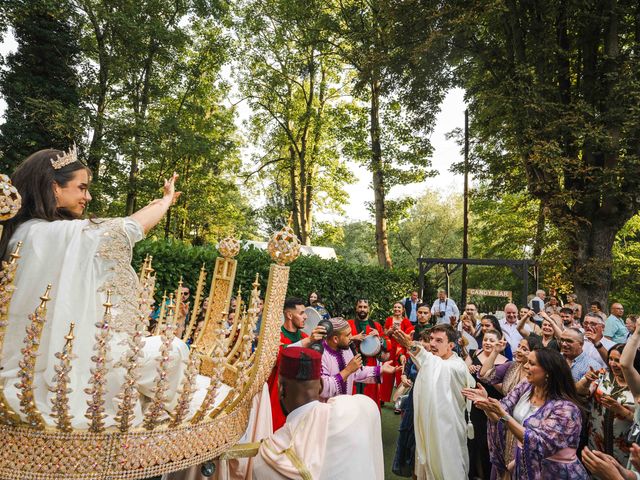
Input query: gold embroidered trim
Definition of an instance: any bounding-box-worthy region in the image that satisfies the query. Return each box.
[88,219,141,335]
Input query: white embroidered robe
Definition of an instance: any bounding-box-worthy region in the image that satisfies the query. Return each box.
[411,346,475,480]
[1,217,223,428]
[253,394,384,480]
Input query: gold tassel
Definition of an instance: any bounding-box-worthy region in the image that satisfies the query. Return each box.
[49,323,76,432]
[0,242,23,425]
[15,284,52,429]
[84,290,113,433]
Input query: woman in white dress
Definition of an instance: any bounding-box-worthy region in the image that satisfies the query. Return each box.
[0,147,203,429]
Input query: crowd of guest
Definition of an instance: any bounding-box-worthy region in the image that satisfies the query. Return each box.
[270,288,640,479]
[167,281,640,479]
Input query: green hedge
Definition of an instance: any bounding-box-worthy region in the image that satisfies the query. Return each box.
[132,239,422,323]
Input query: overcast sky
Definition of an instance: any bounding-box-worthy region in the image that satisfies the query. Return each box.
[0,31,467,222]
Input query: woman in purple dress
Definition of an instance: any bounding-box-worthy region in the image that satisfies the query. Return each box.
[463,348,589,479]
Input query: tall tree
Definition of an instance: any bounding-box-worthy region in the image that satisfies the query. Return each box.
[0,0,82,170]
[434,0,640,308]
[237,0,354,245]
[72,0,121,182]
[322,0,448,268]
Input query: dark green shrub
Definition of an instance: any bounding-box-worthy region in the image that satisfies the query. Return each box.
[133,239,423,323]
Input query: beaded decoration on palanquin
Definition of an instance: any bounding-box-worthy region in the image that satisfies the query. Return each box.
[0,174,300,480]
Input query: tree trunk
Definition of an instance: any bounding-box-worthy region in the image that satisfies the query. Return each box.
[532,202,545,259]
[370,78,392,269]
[570,220,617,315]
[125,39,157,215]
[289,146,302,241]
[85,10,108,180]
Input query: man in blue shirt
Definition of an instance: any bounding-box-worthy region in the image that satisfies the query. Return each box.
[561,327,602,382]
[604,303,628,344]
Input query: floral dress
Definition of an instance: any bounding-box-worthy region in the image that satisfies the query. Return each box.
[588,371,634,466]
[487,382,589,479]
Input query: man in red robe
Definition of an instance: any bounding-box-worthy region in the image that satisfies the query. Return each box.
[347,298,389,407]
[267,297,325,431]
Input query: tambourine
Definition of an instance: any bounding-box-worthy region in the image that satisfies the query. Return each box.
[360,335,382,357]
[303,306,323,335]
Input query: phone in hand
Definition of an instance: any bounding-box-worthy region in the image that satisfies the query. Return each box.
[532,302,540,314]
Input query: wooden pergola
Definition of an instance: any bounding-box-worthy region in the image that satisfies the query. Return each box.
[417,257,538,307]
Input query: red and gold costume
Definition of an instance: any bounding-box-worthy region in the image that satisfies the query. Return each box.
[380,316,413,402]
[347,318,388,406]
[266,325,308,431]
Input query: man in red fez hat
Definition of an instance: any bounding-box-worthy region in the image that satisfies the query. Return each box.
[253,347,384,479]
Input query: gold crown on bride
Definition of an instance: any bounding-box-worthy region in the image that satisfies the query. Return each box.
[0,178,302,480]
[50,143,78,170]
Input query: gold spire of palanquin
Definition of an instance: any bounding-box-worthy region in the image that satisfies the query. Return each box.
[267,226,301,265]
[114,285,150,433]
[174,276,187,334]
[85,290,113,433]
[193,237,239,357]
[183,263,207,343]
[223,286,243,351]
[137,255,156,330]
[153,290,168,335]
[138,254,149,282]
[15,284,52,429]
[218,236,240,259]
[143,294,176,431]
[0,173,22,223]
[49,323,76,432]
[219,274,262,416]
[190,308,227,423]
[169,346,200,427]
[0,242,22,425]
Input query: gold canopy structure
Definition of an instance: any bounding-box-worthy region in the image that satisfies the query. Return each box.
[0,175,301,480]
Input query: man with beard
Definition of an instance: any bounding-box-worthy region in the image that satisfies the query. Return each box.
[253,347,384,479]
[560,306,582,330]
[393,325,475,479]
[267,297,325,431]
[412,303,432,339]
[347,299,389,404]
[320,317,397,400]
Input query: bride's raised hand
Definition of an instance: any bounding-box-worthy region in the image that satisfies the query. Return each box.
[163,172,181,204]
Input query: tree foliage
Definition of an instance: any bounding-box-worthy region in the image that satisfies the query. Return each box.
[445,0,640,308]
[133,239,421,323]
[320,0,448,267]
[235,0,357,245]
[0,0,82,170]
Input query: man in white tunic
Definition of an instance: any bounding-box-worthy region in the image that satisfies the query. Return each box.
[253,346,384,480]
[393,325,475,480]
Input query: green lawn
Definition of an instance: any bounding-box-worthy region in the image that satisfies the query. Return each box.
[381,403,407,480]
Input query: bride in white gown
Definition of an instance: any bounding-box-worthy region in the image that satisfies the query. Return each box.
[0,147,221,429]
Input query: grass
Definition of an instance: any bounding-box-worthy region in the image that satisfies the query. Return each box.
[381,402,408,480]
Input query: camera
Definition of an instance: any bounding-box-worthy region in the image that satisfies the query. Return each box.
[438,311,446,318]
